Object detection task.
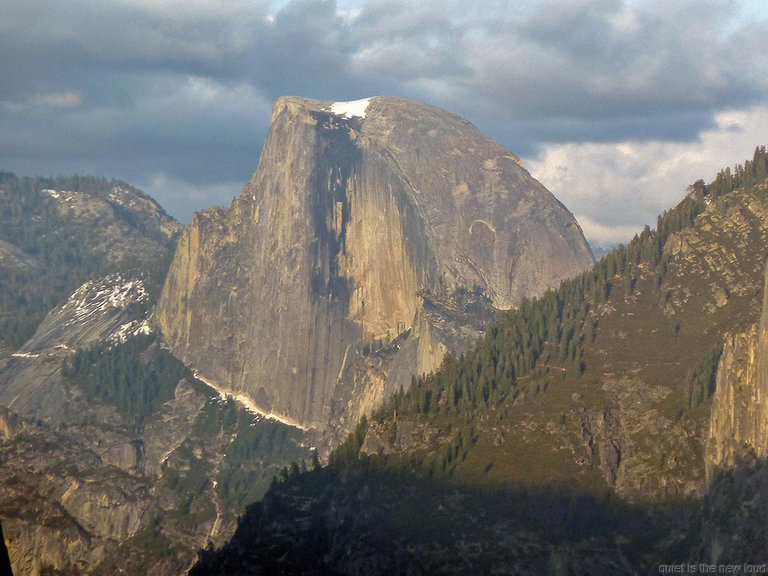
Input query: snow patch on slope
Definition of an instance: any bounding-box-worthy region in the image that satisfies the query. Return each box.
[18,274,153,355]
[192,371,309,431]
[62,275,149,336]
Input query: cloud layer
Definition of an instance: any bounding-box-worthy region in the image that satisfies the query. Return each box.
[2,0,767,245]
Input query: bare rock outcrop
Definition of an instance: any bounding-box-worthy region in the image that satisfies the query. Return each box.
[156,96,593,434]
[701,260,768,563]
[706,261,768,479]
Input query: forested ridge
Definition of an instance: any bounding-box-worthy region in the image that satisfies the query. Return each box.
[362,145,768,431]
[0,171,177,347]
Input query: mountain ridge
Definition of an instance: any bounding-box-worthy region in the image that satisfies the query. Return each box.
[156,95,594,439]
[0,172,181,348]
[2,125,766,575]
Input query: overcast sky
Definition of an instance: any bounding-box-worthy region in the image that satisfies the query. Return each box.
[2,0,767,247]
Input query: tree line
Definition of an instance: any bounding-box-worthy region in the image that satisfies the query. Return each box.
[353,145,768,450]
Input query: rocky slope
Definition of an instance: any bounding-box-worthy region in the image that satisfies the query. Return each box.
[0,274,313,575]
[0,174,313,575]
[38,183,181,263]
[0,370,311,576]
[0,274,152,422]
[156,96,593,439]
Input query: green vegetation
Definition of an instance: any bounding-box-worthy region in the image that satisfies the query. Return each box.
[214,399,311,511]
[702,145,768,199]
[62,334,187,419]
[328,415,369,469]
[686,346,723,410]
[0,172,102,345]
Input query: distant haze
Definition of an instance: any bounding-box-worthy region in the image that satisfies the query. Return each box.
[2,0,767,247]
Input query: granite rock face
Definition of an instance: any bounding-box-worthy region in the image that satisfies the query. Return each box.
[157,96,593,433]
[706,327,767,477]
[706,260,768,478]
[700,260,768,564]
[706,254,768,474]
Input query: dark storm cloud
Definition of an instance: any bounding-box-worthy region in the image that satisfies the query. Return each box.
[1,0,767,229]
[346,0,471,81]
[1,1,390,195]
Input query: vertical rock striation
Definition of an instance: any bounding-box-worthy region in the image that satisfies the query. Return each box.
[702,260,768,563]
[156,96,593,433]
[707,260,768,480]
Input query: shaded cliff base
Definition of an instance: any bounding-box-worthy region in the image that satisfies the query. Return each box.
[190,454,768,576]
[699,455,768,565]
[0,521,12,576]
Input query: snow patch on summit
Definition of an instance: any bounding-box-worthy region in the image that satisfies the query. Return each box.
[329,98,372,119]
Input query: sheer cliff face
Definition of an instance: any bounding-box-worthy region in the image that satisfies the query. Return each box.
[707,261,768,479]
[156,96,593,430]
[702,261,768,563]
